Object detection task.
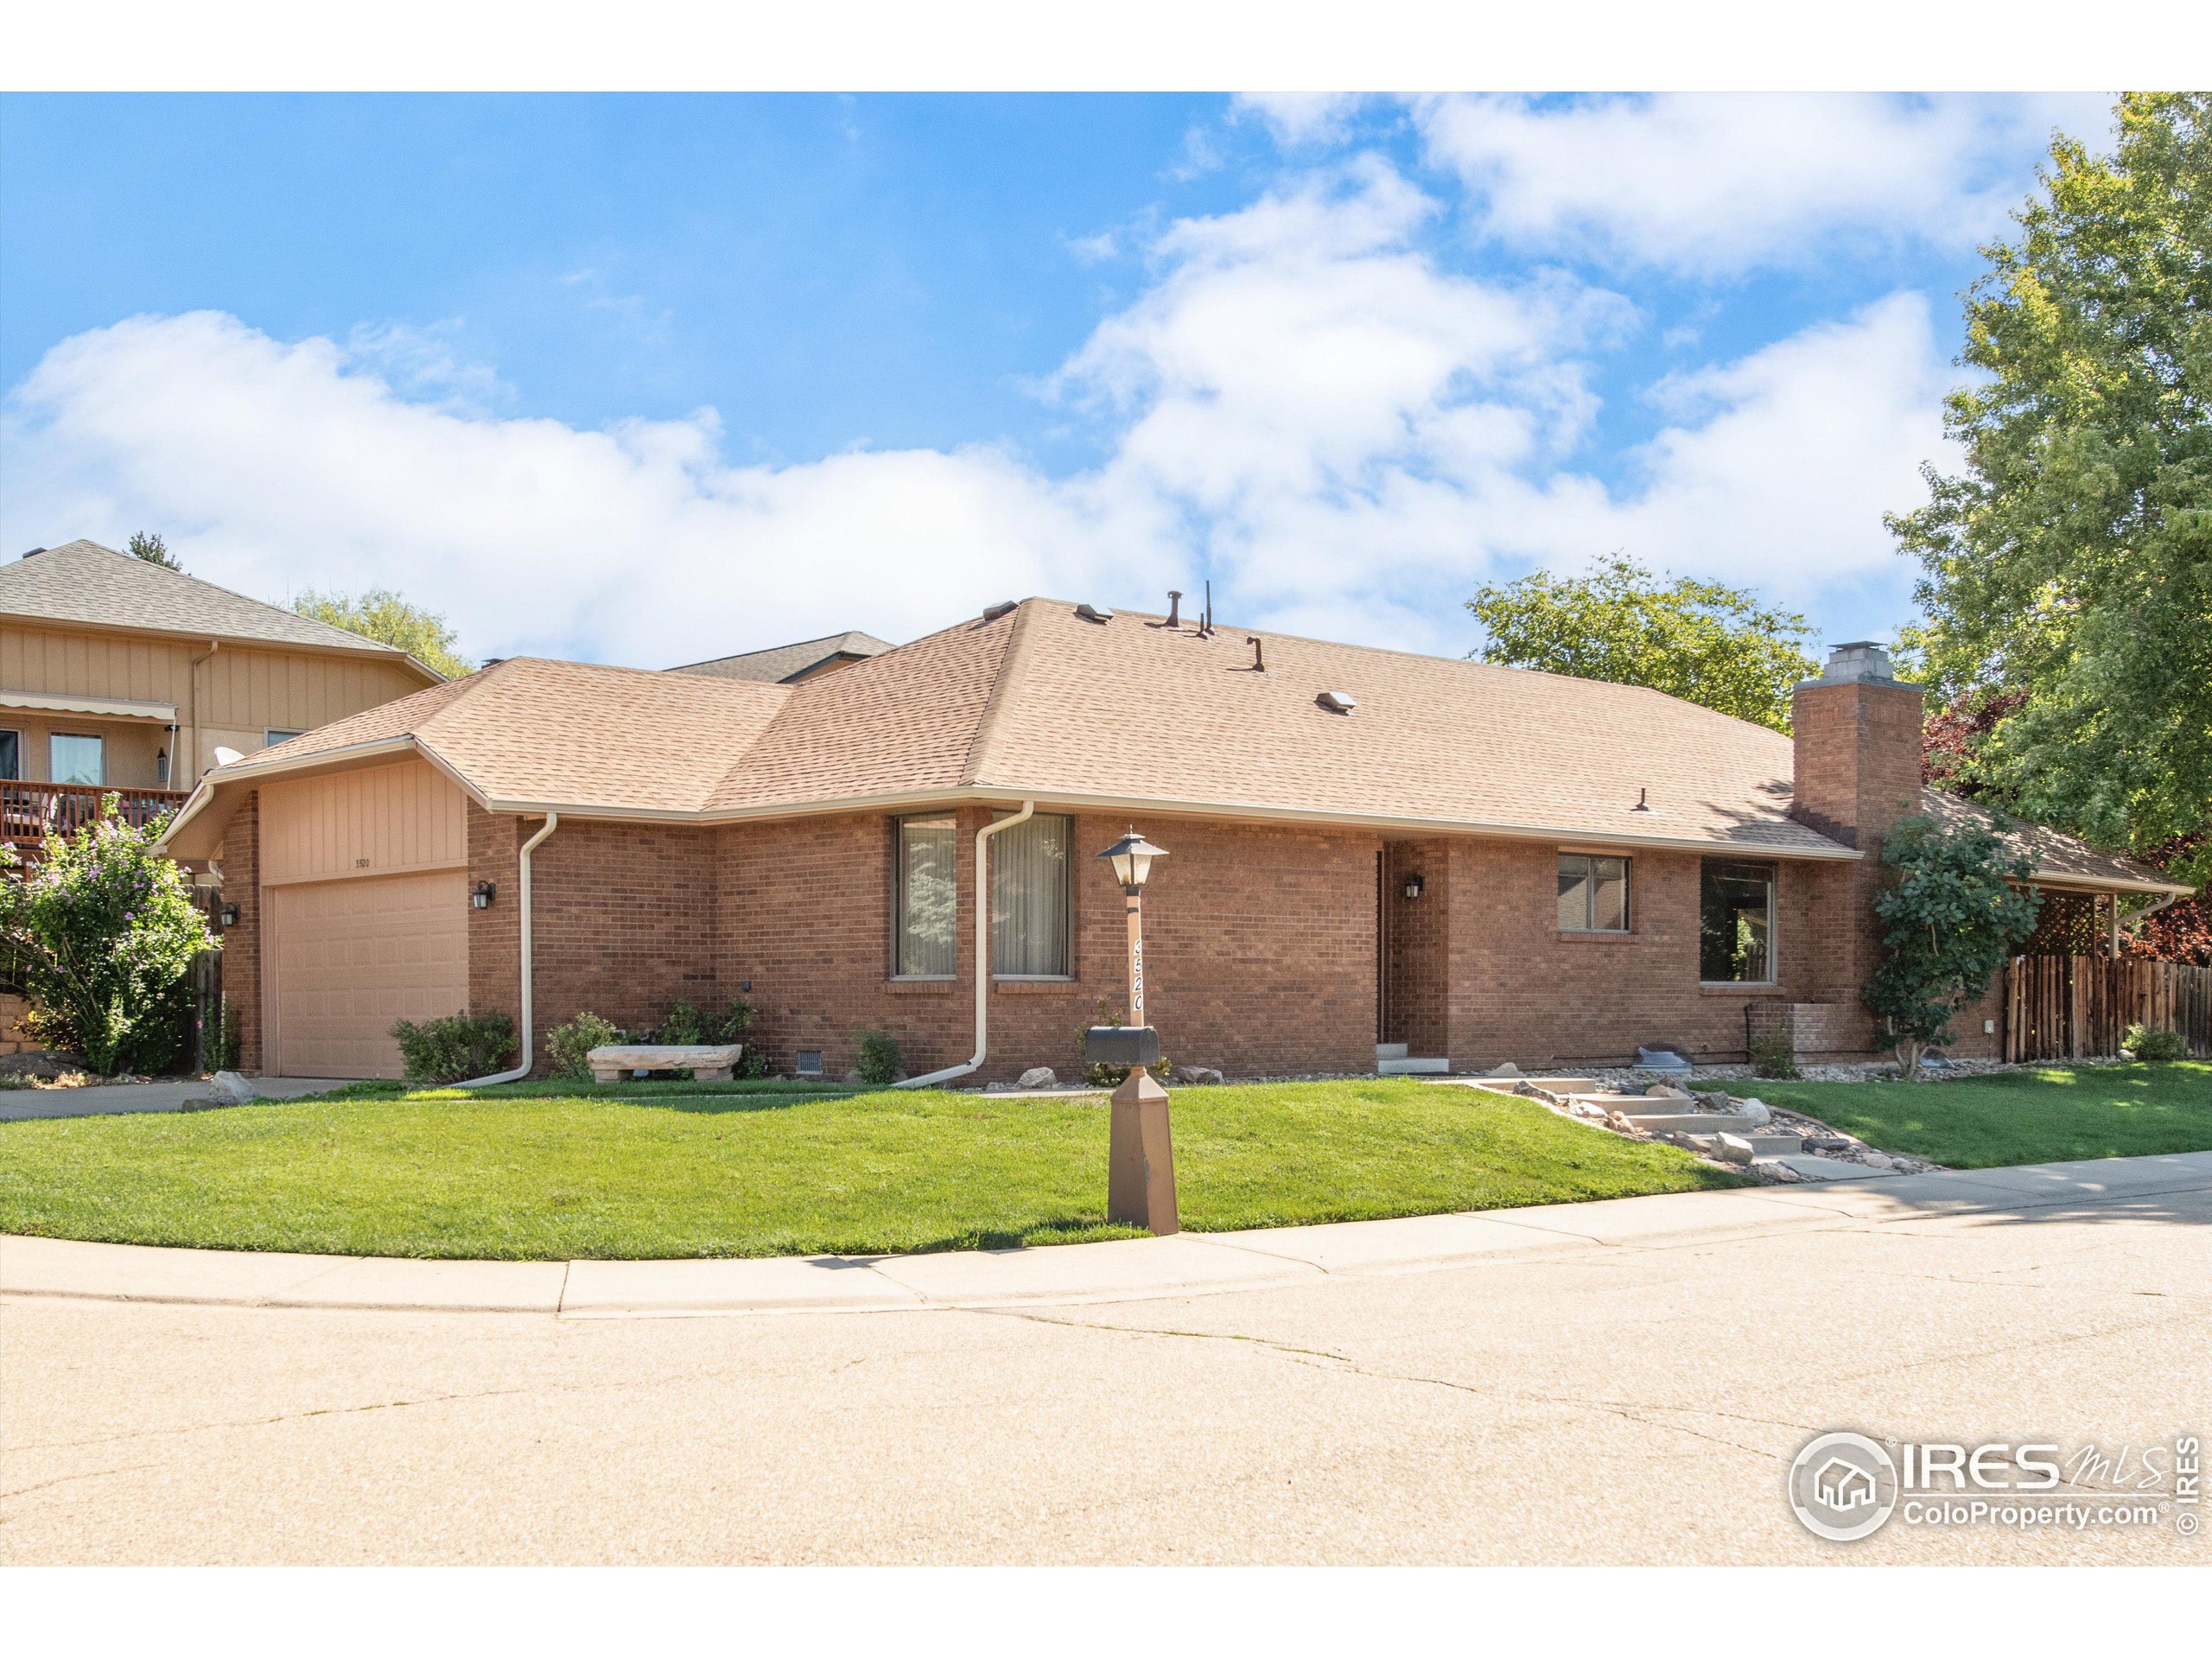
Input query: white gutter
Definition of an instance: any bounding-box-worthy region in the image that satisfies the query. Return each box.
[894,800,1034,1090]
[456,812,561,1089]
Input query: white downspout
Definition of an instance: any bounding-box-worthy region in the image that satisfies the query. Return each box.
[458,812,560,1088]
[894,800,1034,1090]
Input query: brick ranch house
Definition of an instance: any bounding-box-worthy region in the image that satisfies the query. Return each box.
[157,598,2187,1082]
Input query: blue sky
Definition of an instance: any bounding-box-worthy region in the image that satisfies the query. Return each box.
[0,92,2113,669]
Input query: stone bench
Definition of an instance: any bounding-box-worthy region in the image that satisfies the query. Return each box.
[586,1044,745,1084]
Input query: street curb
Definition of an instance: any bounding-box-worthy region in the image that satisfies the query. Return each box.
[5,1152,2209,1319]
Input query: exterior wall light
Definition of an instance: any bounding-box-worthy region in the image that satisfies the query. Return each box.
[218,902,241,928]
[471,881,497,910]
[1402,873,1426,900]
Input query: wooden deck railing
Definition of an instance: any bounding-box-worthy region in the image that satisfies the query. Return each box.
[2,781,191,852]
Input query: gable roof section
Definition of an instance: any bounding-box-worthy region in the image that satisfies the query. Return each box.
[161,595,2188,892]
[666,631,893,683]
[1,540,441,677]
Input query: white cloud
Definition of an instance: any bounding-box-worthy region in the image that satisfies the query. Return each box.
[1230,92,1371,147]
[1414,92,2110,276]
[0,156,1957,669]
[1491,293,1953,599]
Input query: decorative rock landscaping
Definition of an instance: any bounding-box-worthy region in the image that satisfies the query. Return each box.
[1462,1075,1943,1184]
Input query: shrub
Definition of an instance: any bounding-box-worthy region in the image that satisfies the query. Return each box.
[1863,815,2041,1079]
[547,1012,621,1078]
[855,1029,904,1086]
[2125,1024,2190,1062]
[1078,999,1171,1087]
[208,995,243,1073]
[391,1011,517,1085]
[0,798,216,1075]
[645,997,753,1046]
[1747,1027,1802,1081]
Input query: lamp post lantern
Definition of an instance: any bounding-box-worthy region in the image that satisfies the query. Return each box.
[1088,828,1177,1234]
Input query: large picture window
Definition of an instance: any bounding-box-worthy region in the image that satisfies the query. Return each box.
[992,812,1072,977]
[49,734,104,786]
[1700,860,1777,982]
[894,814,958,977]
[1557,853,1630,932]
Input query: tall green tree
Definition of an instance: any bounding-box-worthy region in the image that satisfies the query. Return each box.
[293,588,473,681]
[1891,92,2211,873]
[127,531,181,569]
[1862,815,2043,1078]
[1465,555,1818,731]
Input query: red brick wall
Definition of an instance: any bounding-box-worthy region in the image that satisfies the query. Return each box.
[218,791,264,1072]
[467,810,721,1068]
[1382,838,1449,1056]
[1438,837,1824,1069]
[713,809,1378,1083]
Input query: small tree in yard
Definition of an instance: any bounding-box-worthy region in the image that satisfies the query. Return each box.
[1863,816,2042,1078]
[0,800,216,1075]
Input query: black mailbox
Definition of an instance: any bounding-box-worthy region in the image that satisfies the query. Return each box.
[1083,1026,1160,1066]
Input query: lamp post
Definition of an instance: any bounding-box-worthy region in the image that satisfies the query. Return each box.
[1090,829,1176,1235]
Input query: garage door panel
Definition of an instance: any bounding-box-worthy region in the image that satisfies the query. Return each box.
[270,871,468,1079]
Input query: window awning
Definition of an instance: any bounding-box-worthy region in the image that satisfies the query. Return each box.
[0,690,179,723]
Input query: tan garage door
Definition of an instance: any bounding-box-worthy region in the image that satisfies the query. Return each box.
[269,870,468,1079]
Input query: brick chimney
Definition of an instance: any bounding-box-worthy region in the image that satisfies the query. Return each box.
[1791,642,1926,1020]
[1790,643,1924,850]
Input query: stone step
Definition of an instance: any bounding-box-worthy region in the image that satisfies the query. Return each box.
[1756,1153,1896,1182]
[1378,1056,1450,1075]
[1375,1042,1409,1060]
[1683,1132,1803,1158]
[1592,1106,1767,1135]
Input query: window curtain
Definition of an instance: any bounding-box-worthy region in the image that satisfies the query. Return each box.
[992,813,1071,976]
[897,816,957,976]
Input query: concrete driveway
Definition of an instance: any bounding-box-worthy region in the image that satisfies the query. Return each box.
[4,1155,2207,1565]
[0,1077,357,1122]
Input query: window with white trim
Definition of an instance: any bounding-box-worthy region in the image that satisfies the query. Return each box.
[992,812,1073,976]
[893,814,958,977]
[1557,853,1630,932]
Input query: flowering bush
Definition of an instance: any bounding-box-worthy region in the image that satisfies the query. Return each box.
[0,797,216,1074]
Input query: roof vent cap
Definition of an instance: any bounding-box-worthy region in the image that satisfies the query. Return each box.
[1074,602,1114,624]
[20,547,46,559]
[1317,690,1357,715]
[982,601,1016,622]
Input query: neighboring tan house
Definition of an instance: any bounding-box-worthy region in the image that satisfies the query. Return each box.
[1,538,442,855]
[160,597,2189,1082]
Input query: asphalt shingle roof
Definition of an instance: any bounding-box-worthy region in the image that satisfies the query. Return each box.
[169,596,2184,891]
[666,631,893,683]
[1,539,434,670]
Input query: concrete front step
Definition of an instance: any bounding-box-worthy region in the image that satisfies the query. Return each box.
[1379,1056,1450,1075]
[1596,1106,1767,1135]
[1757,1153,1897,1182]
[1376,1042,1410,1060]
[1683,1131,1803,1158]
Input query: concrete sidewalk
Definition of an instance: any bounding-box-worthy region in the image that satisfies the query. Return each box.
[7,1149,2209,1318]
[0,1077,357,1122]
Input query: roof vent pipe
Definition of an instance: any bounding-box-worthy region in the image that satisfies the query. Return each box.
[1247,636,1265,672]
[1166,590,1181,628]
[894,801,1037,1090]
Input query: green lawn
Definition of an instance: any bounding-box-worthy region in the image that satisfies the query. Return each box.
[0,1078,1744,1260]
[1697,1062,2212,1169]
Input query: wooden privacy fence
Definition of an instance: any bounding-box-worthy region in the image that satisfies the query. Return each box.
[2005,955,2212,1062]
